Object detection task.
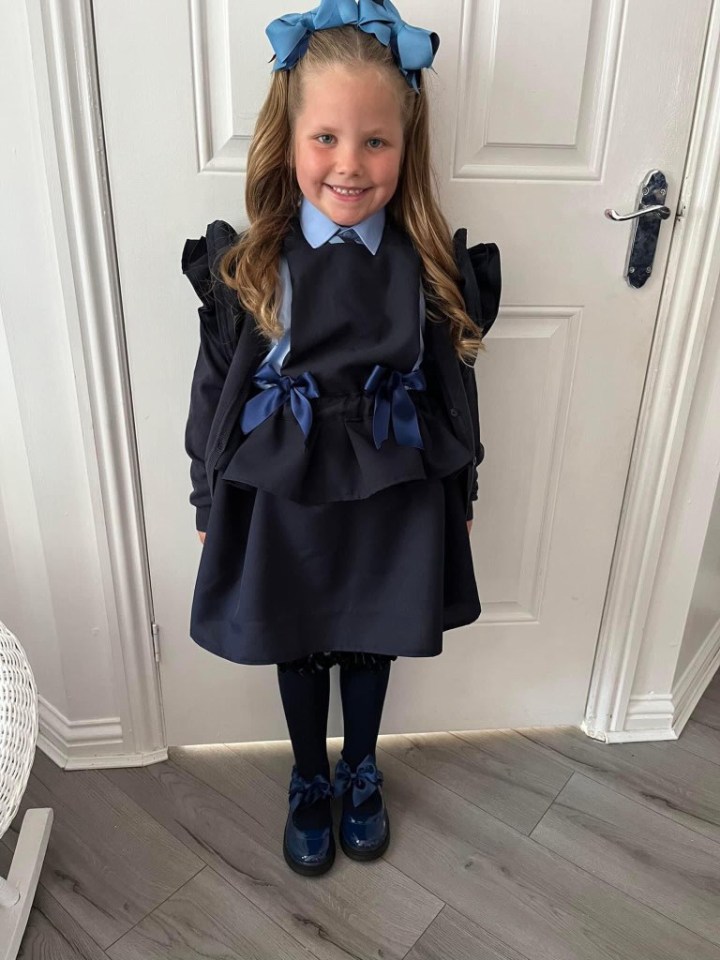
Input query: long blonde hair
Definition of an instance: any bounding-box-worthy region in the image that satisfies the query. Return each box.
[218,24,485,363]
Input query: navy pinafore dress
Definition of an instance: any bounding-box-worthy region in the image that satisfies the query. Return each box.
[190,212,479,669]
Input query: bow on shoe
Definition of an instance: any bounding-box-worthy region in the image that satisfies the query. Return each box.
[333,755,384,806]
[363,363,426,449]
[288,768,334,814]
[239,360,320,439]
[266,0,440,93]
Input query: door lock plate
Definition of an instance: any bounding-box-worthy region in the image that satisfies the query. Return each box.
[605,170,671,288]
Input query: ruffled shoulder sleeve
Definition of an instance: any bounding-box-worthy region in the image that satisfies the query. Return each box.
[181,219,246,363]
[452,228,502,339]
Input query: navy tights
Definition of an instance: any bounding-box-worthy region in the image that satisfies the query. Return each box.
[276,659,391,828]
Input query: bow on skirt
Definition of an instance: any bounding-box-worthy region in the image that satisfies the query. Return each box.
[239,359,426,449]
[239,361,320,438]
[363,363,426,450]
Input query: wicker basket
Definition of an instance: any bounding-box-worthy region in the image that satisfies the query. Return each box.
[0,622,38,839]
[0,620,53,959]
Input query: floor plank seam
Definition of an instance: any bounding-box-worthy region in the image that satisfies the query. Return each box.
[674,725,720,766]
[100,862,207,953]
[513,730,720,842]
[150,754,270,835]
[36,883,109,959]
[536,760,720,842]
[395,898,447,960]
[524,824,720,951]
[375,743,537,835]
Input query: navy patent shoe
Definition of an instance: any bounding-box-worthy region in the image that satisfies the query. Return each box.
[283,767,335,876]
[333,754,390,861]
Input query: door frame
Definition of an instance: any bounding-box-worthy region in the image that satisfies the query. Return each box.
[585,0,720,742]
[26,0,720,761]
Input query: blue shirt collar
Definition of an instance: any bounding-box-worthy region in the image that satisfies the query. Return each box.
[299,195,385,255]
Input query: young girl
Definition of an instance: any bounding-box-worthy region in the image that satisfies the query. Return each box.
[182,0,501,878]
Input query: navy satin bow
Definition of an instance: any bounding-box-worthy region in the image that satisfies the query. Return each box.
[239,360,320,439]
[266,0,440,93]
[333,755,384,805]
[288,768,334,813]
[363,363,426,449]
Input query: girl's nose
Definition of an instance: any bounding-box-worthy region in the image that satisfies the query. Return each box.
[335,147,363,175]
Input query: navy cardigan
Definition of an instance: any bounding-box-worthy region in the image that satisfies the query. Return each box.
[182,220,501,532]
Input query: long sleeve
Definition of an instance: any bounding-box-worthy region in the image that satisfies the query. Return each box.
[182,222,239,531]
[458,359,483,519]
[452,229,502,520]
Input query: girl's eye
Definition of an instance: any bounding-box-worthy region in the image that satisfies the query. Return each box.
[315,133,385,150]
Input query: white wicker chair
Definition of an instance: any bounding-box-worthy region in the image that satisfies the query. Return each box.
[0,621,53,959]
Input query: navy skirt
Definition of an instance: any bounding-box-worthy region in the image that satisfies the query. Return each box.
[190,473,447,667]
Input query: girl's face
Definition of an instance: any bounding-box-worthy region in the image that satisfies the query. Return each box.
[292,64,405,226]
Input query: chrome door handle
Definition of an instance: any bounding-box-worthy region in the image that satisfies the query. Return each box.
[604,203,671,221]
[604,169,672,288]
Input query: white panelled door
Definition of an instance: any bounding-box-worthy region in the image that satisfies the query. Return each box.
[93,0,711,745]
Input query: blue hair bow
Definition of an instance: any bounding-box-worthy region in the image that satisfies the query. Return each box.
[266,0,440,93]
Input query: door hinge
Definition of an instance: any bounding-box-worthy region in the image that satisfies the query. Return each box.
[151,621,160,662]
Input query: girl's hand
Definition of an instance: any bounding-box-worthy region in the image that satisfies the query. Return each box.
[198,531,206,545]
[467,520,473,535]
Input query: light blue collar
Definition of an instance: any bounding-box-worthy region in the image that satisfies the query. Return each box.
[299,195,385,255]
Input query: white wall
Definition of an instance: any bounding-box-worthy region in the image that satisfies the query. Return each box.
[0,0,119,743]
[675,474,720,682]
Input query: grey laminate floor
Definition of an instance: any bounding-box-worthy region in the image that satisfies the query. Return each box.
[4,670,720,959]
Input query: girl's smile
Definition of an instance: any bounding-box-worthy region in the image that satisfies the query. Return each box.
[325,184,370,201]
[292,64,405,226]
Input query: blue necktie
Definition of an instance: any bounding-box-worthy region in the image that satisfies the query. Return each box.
[335,227,363,244]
